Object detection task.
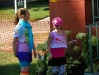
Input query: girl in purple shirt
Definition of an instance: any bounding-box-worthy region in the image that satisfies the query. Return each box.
[47,17,76,75]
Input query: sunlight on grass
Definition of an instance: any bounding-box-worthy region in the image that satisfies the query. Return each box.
[30,10,49,20]
[0,1,49,20]
[0,51,18,65]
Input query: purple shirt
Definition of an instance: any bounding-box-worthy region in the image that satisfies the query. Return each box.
[50,31,67,48]
[50,31,67,58]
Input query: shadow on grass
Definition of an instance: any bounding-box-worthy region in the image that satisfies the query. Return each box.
[0,63,36,75]
[43,7,49,11]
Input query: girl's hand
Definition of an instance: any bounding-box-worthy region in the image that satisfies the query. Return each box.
[72,40,77,44]
[14,52,17,57]
[48,53,52,60]
[33,50,36,58]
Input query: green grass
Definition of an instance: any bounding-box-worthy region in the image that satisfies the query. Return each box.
[0,1,49,20]
[0,50,38,75]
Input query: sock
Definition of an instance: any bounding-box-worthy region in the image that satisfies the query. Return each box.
[20,71,29,75]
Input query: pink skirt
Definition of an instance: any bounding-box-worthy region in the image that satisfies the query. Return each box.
[51,48,65,58]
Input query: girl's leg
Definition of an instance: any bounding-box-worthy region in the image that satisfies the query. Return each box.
[20,62,30,75]
[18,52,32,75]
[58,65,66,75]
[52,66,59,75]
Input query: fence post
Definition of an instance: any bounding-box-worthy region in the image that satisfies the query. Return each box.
[24,0,26,8]
[14,0,17,13]
[88,25,93,73]
[14,0,27,13]
[92,0,94,23]
[96,23,99,57]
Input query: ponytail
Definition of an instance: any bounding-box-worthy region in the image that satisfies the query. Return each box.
[14,13,19,25]
[14,8,28,25]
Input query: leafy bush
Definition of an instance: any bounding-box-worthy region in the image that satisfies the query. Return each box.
[73,46,80,52]
[65,30,71,37]
[66,57,81,74]
[76,32,99,73]
[36,40,47,51]
[35,59,45,74]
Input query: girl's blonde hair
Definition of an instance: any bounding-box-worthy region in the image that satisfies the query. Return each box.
[14,8,28,25]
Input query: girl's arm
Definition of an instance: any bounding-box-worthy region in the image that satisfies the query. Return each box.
[67,39,77,45]
[33,45,36,58]
[12,38,18,57]
[47,34,52,60]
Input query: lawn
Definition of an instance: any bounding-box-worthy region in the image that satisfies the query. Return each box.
[0,1,49,20]
[0,50,38,75]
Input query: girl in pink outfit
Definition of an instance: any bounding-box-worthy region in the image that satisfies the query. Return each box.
[47,17,76,75]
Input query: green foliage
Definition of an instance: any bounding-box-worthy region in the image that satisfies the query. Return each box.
[65,31,82,74]
[46,66,52,75]
[76,32,87,40]
[36,40,47,51]
[85,63,99,73]
[76,32,89,61]
[66,56,81,74]
[35,59,45,74]
[35,51,48,74]
[81,39,89,59]
[76,32,99,73]
[88,36,99,46]
[65,30,71,37]
[35,40,48,74]
[73,45,80,52]
[36,43,46,51]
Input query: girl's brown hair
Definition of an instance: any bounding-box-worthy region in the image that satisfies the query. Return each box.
[14,8,27,25]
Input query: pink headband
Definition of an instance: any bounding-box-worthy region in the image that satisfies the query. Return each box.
[52,17,63,26]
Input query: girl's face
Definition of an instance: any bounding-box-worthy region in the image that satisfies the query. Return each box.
[54,25,62,30]
[24,10,30,20]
